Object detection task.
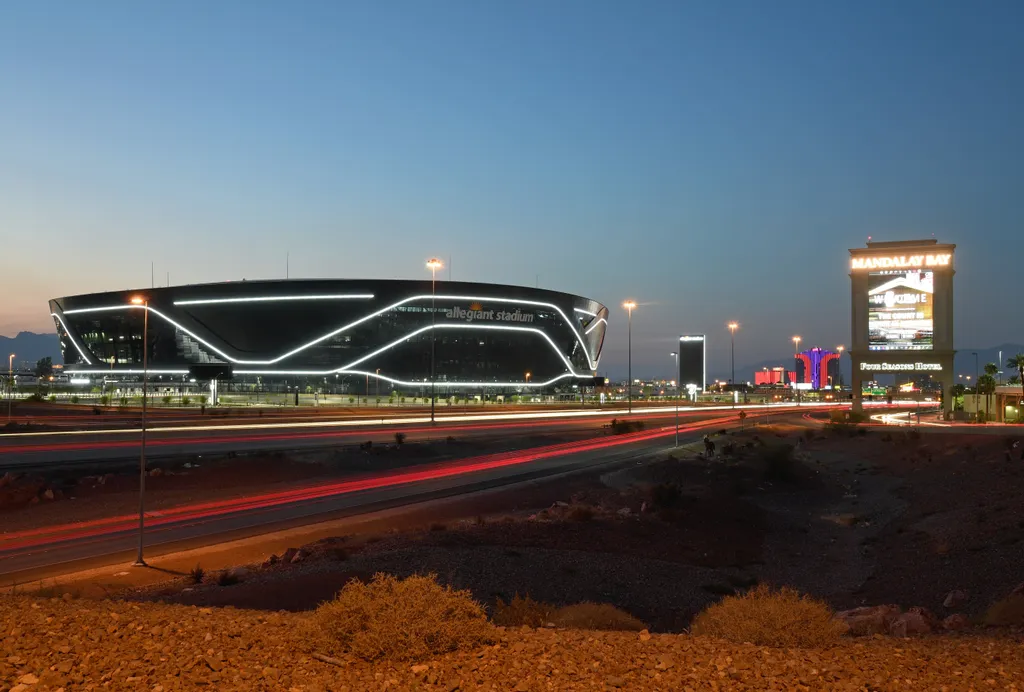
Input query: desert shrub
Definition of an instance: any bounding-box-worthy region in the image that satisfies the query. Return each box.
[701,583,737,596]
[761,444,798,482]
[568,505,594,521]
[70,395,79,404]
[161,395,172,406]
[308,573,493,661]
[549,603,646,631]
[983,595,1024,626]
[216,570,239,586]
[610,419,645,434]
[348,396,355,404]
[825,420,857,436]
[189,564,205,584]
[394,432,406,446]
[99,395,110,406]
[650,482,682,509]
[690,584,844,648]
[492,594,553,628]
[181,396,192,406]
[47,395,56,403]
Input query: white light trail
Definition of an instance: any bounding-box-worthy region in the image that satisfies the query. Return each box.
[0,401,860,439]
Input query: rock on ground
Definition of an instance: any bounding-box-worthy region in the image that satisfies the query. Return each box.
[2,596,1023,691]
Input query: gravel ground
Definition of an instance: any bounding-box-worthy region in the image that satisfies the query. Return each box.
[2,595,1023,691]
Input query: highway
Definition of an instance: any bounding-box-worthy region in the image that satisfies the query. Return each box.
[0,412,742,581]
[0,403,816,469]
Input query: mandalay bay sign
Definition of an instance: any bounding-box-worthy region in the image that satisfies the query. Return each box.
[850,253,952,271]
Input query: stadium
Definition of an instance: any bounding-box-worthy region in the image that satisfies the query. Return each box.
[48,279,608,396]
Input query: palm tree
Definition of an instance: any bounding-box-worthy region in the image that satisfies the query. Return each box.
[1007,353,1024,423]
[984,362,999,421]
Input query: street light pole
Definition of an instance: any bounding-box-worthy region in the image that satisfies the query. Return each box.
[130,296,149,567]
[836,345,845,394]
[727,323,738,385]
[7,353,14,423]
[792,336,802,406]
[427,258,443,423]
[973,351,979,421]
[623,301,637,413]
[727,322,739,407]
[670,351,679,447]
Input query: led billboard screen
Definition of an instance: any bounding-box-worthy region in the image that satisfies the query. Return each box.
[678,335,706,391]
[867,270,933,351]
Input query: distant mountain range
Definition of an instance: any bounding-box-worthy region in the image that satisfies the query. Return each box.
[1,331,61,369]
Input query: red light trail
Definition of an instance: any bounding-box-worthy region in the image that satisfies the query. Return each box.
[0,415,735,554]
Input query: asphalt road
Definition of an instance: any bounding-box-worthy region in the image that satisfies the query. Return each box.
[0,406,749,469]
[0,414,736,581]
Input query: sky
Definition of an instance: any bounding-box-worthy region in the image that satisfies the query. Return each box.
[1,0,1022,379]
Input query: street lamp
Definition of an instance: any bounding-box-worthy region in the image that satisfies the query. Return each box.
[727,322,739,385]
[426,258,443,423]
[7,353,14,423]
[623,301,637,413]
[129,295,149,567]
[670,352,679,447]
[973,352,980,421]
[836,345,845,392]
[792,336,802,405]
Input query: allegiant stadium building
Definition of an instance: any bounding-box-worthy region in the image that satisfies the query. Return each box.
[49,279,608,394]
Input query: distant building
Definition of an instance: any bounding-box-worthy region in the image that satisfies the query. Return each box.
[754,367,795,386]
[795,348,841,390]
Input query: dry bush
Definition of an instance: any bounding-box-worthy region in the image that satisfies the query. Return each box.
[568,505,595,521]
[309,573,493,661]
[549,603,647,631]
[983,595,1024,626]
[493,594,554,627]
[690,584,844,648]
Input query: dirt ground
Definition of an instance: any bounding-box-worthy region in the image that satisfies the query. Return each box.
[4,595,1022,692]
[113,424,1024,633]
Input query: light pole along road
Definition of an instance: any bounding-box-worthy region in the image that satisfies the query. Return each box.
[670,350,679,446]
[129,295,150,567]
[427,258,443,424]
[792,335,802,406]
[623,300,637,413]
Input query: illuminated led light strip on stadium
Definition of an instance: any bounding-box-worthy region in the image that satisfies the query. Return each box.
[584,318,608,335]
[574,308,598,317]
[49,312,93,365]
[338,370,577,388]
[70,324,591,382]
[0,401,901,439]
[174,294,374,305]
[64,294,600,368]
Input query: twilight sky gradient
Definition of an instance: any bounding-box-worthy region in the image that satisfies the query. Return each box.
[2,1,1022,379]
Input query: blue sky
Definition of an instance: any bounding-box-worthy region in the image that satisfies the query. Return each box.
[1,1,1022,379]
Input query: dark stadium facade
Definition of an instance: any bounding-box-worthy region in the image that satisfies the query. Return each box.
[49,279,608,393]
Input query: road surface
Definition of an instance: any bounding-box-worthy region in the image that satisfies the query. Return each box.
[0,404,802,469]
[0,413,742,582]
